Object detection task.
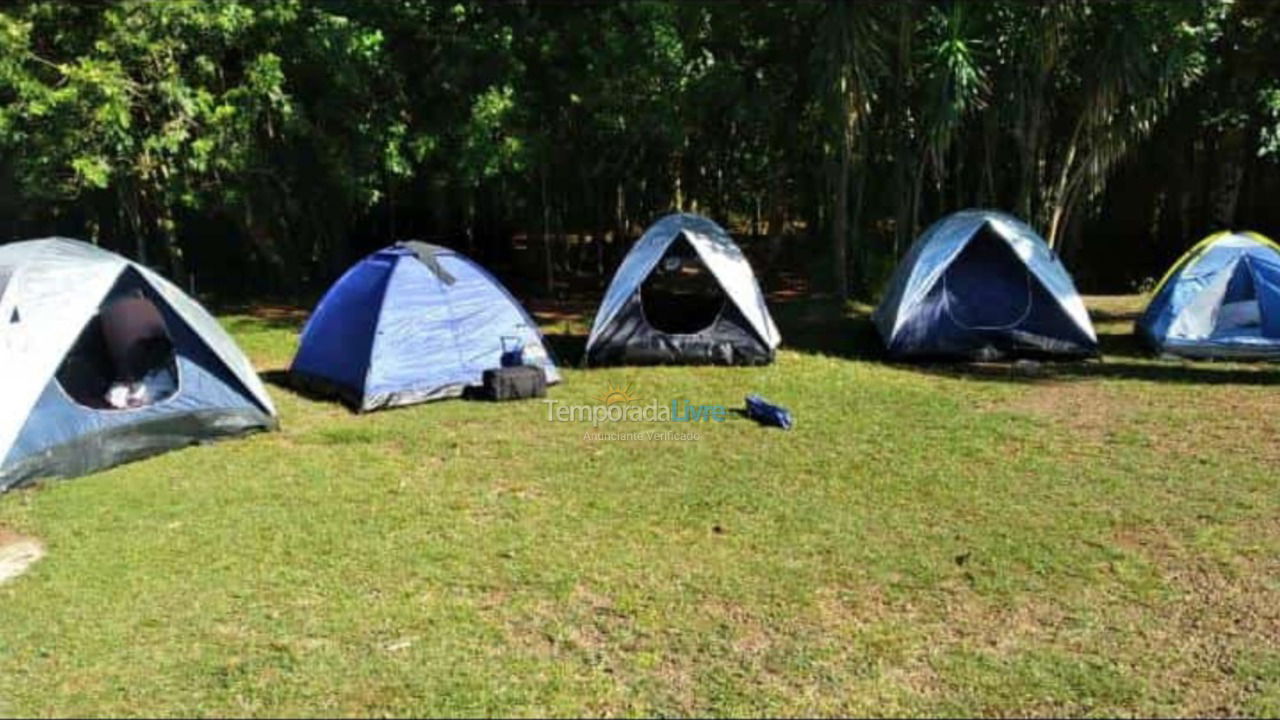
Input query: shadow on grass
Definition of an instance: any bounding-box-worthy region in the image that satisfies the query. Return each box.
[220,310,308,335]
[240,299,1275,388]
[901,352,1279,387]
[774,298,1277,387]
[543,333,588,368]
[1090,307,1143,324]
[1096,330,1150,361]
[542,296,884,367]
[771,297,885,361]
[526,297,594,368]
[259,368,359,409]
[1076,361,1280,385]
[261,368,305,395]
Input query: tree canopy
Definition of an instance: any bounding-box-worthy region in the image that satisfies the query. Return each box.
[1,0,1278,298]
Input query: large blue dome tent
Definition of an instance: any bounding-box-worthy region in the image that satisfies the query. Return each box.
[0,238,277,491]
[1137,231,1280,359]
[290,242,559,411]
[873,210,1098,360]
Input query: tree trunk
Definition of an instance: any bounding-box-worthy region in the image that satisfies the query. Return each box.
[767,169,786,237]
[541,169,554,296]
[1045,118,1085,248]
[1015,74,1051,223]
[1054,177,1087,264]
[157,205,184,283]
[832,139,851,299]
[555,200,568,295]
[981,111,998,205]
[122,185,147,265]
[673,135,688,211]
[909,155,928,240]
[892,2,915,258]
[1209,128,1247,230]
[849,149,868,294]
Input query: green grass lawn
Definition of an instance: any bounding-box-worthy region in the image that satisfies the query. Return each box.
[2,295,1278,717]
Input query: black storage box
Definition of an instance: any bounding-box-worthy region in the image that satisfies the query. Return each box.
[480,365,547,401]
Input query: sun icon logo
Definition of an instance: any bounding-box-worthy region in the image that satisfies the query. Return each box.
[598,382,639,405]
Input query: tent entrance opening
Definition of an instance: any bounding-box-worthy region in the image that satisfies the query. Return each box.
[55,272,178,410]
[1214,259,1264,337]
[640,234,726,334]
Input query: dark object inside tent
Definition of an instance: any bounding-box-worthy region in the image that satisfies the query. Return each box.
[56,275,178,410]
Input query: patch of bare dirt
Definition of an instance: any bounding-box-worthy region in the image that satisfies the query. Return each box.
[1105,519,1280,715]
[525,298,594,325]
[807,526,1280,715]
[492,537,1280,715]
[986,381,1142,438]
[0,529,44,585]
[243,304,309,323]
[500,585,638,660]
[1160,387,1280,466]
[1083,295,1144,324]
[988,380,1280,468]
[494,584,695,714]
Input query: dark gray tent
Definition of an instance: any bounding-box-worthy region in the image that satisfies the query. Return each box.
[585,213,780,365]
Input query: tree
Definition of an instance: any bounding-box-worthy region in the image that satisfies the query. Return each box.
[0,1,1272,300]
[815,2,885,298]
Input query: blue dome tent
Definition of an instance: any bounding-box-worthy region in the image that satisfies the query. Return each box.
[291,242,559,411]
[1137,231,1280,360]
[873,210,1098,360]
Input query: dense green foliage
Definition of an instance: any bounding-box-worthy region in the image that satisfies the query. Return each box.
[1,1,1278,296]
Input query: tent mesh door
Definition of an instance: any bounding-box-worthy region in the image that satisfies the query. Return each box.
[942,228,1033,331]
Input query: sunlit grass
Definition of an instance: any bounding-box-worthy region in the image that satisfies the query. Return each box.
[1,295,1277,716]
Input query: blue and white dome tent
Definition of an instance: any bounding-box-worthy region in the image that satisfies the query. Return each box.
[873,209,1098,360]
[0,238,277,491]
[290,241,559,411]
[1137,231,1280,360]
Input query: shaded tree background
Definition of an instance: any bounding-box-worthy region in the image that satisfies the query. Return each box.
[1,0,1278,301]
